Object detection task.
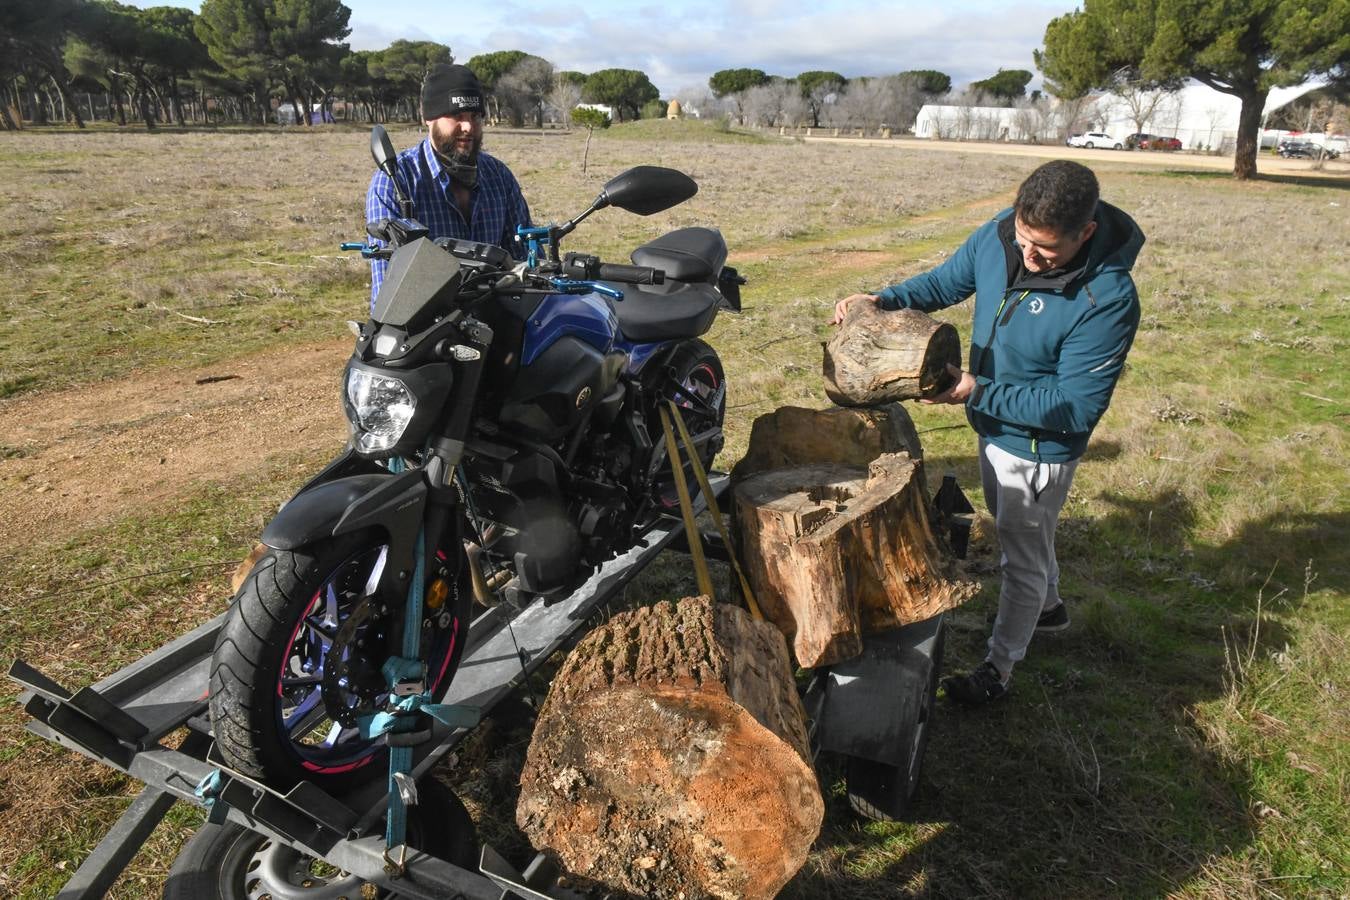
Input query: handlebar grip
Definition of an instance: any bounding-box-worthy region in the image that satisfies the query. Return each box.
[595,262,664,285]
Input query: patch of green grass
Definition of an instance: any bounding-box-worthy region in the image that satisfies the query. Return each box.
[597,116,767,143]
[0,373,41,397]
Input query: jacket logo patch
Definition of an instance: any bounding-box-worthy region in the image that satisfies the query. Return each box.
[1028,297,1046,315]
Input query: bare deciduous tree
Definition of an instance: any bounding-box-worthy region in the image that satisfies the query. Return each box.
[742,81,805,127]
[674,84,720,120]
[1012,95,1054,142]
[1112,79,1176,138]
[498,55,554,128]
[547,76,582,124]
[1050,94,1098,141]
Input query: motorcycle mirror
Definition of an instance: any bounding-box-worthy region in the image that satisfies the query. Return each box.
[596,166,698,216]
[370,125,399,178]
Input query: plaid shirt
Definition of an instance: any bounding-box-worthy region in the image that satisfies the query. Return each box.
[364,138,531,307]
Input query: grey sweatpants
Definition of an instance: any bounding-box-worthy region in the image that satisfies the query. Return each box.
[979,438,1079,679]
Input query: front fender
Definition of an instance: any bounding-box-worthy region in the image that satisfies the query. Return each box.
[261,472,403,550]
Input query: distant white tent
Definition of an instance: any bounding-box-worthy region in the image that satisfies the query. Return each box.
[1089,81,1331,152]
[913,80,1337,153]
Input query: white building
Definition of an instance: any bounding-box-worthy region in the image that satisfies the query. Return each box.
[914,80,1339,152]
[1087,81,1332,152]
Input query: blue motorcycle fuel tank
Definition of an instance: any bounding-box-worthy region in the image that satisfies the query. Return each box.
[499,290,629,442]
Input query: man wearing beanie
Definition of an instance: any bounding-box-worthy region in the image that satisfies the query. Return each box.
[364,63,531,307]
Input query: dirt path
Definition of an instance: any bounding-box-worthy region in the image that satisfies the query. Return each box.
[0,339,350,551]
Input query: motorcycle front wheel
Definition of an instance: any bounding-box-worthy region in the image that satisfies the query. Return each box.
[208,530,471,792]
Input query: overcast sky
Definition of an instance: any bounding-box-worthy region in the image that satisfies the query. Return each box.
[127,0,1077,97]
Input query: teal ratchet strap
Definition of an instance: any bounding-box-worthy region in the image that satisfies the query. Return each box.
[194,768,229,824]
[382,519,425,865]
[377,455,479,874]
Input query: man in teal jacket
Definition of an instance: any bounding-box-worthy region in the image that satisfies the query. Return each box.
[833,160,1143,704]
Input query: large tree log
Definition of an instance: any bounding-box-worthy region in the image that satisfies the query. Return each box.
[735,453,977,668]
[516,596,822,900]
[823,302,961,406]
[730,402,924,488]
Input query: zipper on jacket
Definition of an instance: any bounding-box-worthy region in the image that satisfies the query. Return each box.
[972,289,1030,378]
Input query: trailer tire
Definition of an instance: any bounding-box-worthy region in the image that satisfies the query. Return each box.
[163,779,476,898]
[845,618,946,821]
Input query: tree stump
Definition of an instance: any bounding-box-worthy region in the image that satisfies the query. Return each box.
[823,302,961,406]
[516,596,822,900]
[730,402,924,488]
[734,404,977,666]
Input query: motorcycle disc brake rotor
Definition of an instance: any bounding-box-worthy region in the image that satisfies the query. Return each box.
[320,597,388,728]
[243,835,366,899]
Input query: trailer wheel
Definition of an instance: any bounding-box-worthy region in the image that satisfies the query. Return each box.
[845,619,946,821]
[163,779,476,898]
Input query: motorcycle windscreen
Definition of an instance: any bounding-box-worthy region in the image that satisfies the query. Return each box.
[373,237,464,332]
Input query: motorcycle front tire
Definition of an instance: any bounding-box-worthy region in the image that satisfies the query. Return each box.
[208,529,471,793]
[163,778,476,898]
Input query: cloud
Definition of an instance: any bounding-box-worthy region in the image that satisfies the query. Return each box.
[348,18,441,52]
[349,0,1067,95]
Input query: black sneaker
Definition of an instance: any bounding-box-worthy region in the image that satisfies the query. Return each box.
[1035,602,1070,633]
[942,661,1009,705]
[985,602,1071,633]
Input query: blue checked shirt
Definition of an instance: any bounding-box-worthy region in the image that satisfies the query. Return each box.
[364,138,531,307]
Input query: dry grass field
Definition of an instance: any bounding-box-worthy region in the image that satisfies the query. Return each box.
[1,120,1347,898]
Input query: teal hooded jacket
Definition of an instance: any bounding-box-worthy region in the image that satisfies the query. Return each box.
[876,202,1143,463]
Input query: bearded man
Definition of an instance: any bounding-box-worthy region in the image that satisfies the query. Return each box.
[364,63,532,308]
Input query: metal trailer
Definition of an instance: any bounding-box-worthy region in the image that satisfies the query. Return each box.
[9,471,968,898]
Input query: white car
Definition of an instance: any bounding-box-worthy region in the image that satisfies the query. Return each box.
[1066,132,1122,150]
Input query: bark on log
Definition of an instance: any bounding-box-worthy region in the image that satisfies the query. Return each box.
[516,596,822,900]
[735,453,977,668]
[823,301,961,406]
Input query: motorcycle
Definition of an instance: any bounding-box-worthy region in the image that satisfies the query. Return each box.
[207,126,744,792]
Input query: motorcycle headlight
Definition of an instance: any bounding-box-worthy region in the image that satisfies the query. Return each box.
[344,367,416,453]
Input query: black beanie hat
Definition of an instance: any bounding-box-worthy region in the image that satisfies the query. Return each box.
[421,64,484,119]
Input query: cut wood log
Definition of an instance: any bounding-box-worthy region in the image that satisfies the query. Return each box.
[823,301,961,406]
[735,453,978,668]
[516,596,822,900]
[730,402,924,488]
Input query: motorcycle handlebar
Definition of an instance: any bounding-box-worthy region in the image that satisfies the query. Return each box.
[596,262,664,285]
[562,252,664,285]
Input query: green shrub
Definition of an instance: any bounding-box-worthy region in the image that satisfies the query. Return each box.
[570,106,611,130]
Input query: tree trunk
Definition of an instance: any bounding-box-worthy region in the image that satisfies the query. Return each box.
[517,596,822,900]
[1233,87,1266,181]
[823,301,961,406]
[136,89,156,130]
[736,452,976,668]
[111,76,126,126]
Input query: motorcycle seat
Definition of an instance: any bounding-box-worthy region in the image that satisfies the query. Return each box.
[630,227,727,284]
[611,280,721,342]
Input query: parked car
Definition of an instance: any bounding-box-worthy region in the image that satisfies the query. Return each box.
[1278,140,1339,160]
[1066,131,1122,149]
[1127,133,1182,151]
